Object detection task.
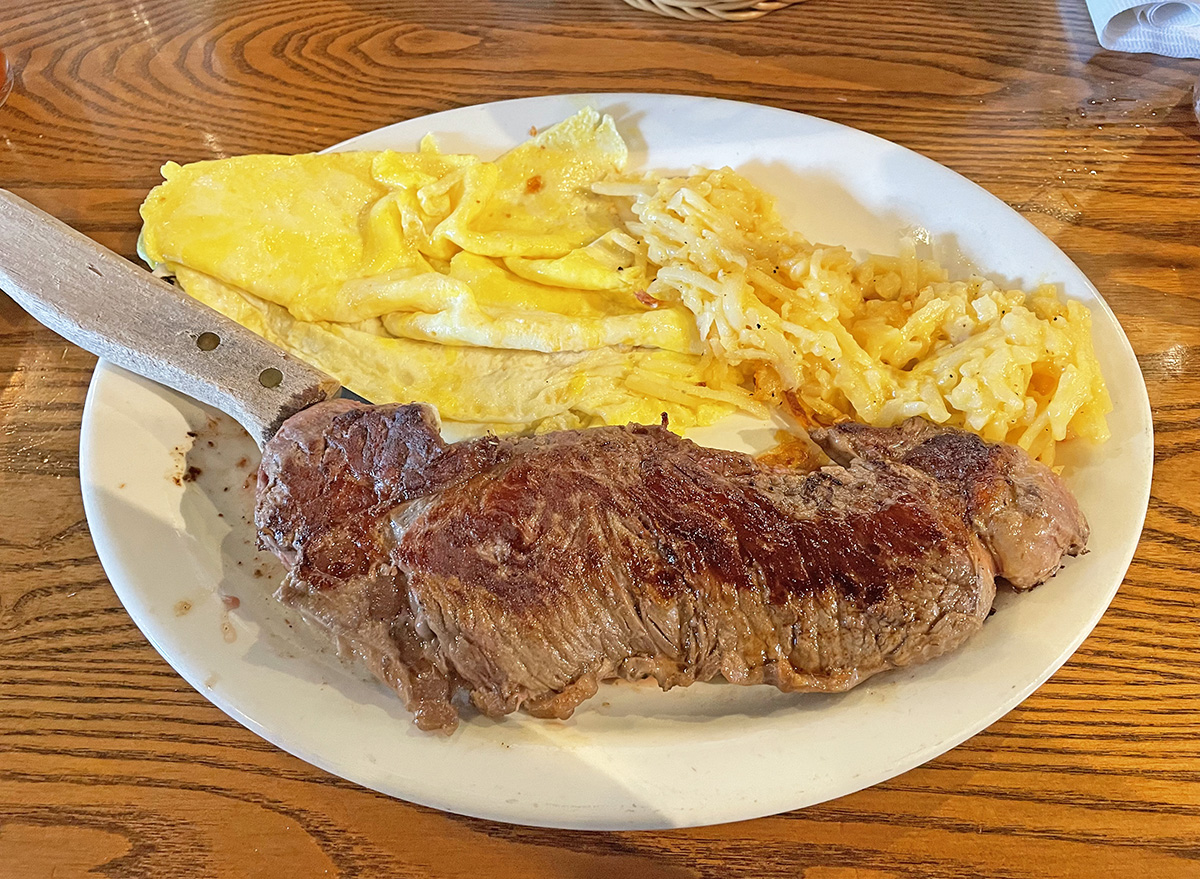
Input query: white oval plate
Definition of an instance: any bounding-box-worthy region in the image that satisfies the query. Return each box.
[80,93,1152,830]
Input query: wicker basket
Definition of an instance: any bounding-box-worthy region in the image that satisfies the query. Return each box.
[621,0,806,21]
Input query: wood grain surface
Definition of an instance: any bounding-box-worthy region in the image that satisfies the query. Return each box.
[2,0,1199,875]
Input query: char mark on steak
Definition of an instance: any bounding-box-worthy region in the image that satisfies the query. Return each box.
[256,406,1083,733]
[811,417,1088,590]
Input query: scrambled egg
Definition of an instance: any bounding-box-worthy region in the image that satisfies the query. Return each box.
[139,109,734,433]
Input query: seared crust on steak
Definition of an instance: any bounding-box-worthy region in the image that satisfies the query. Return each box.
[257,403,1013,733]
[812,418,1089,590]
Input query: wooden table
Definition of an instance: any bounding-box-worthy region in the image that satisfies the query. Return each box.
[3,0,1198,874]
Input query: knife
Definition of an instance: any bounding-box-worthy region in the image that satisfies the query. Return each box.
[0,188,357,447]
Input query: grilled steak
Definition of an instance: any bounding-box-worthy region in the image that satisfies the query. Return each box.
[812,418,1088,590]
[255,402,1080,733]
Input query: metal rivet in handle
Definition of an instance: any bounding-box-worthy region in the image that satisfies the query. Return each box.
[258,367,283,389]
[196,332,220,351]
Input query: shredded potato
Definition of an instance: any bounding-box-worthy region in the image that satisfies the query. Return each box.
[598,169,1112,464]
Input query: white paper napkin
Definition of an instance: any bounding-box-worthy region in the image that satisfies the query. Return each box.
[1086,0,1200,57]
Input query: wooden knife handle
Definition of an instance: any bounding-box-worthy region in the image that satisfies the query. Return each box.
[0,189,342,446]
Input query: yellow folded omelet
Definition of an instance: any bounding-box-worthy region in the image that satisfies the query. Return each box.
[138,108,757,433]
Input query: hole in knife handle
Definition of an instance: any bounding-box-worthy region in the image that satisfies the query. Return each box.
[196,332,220,351]
[258,367,283,389]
